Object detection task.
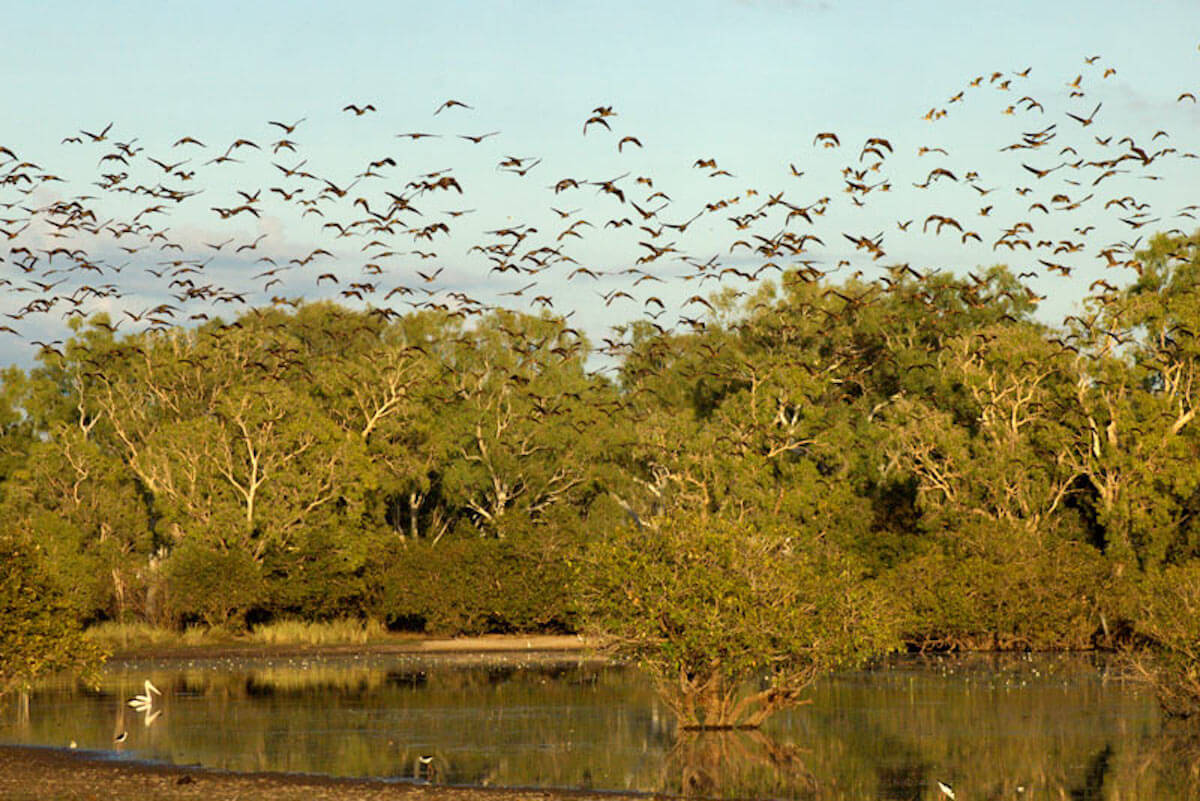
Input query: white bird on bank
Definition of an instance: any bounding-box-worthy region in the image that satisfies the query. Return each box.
[937,779,956,800]
[127,679,161,712]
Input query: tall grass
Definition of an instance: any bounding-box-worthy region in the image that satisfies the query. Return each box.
[248,617,388,646]
[84,621,227,652]
[84,617,392,653]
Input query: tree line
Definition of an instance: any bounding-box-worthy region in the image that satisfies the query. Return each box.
[3,231,1200,719]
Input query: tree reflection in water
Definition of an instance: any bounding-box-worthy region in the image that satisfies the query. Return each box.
[665,729,816,799]
[1145,722,1200,799]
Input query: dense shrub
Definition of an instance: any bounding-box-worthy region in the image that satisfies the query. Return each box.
[1124,563,1200,717]
[164,543,263,628]
[0,529,106,691]
[262,525,385,620]
[888,528,1118,651]
[375,532,577,635]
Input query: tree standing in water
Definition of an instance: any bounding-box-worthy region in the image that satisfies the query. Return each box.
[579,510,898,729]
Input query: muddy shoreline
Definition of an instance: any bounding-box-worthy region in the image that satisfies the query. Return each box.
[1,743,655,801]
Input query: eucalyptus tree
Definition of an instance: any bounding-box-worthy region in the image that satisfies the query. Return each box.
[0,368,36,502]
[879,319,1082,541]
[299,305,465,541]
[81,311,374,622]
[1071,231,1200,715]
[437,308,611,536]
[0,321,158,621]
[1061,231,1200,570]
[876,311,1112,648]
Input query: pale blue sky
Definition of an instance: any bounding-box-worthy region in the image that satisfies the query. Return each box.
[7,1,1192,146]
[2,1,1199,365]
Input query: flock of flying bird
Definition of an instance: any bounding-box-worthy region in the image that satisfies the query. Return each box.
[1,53,1199,368]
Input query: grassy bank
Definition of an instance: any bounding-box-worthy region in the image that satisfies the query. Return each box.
[81,620,599,659]
[84,618,406,656]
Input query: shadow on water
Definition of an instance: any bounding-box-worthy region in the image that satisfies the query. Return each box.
[2,652,1198,799]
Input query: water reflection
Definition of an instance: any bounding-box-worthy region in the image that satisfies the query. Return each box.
[3,652,1198,799]
[665,729,817,799]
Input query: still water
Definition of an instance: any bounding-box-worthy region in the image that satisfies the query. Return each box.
[3,652,1197,799]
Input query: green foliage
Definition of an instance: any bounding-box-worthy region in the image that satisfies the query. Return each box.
[1063,231,1200,569]
[0,529,107,692]
[0,367,37,495]
[262,524,387,620]
[1124,563,1200,717]
[578,511,900,728]
[376,531,577,635]
[889,531,1117,651]
[0,431,155,622]
[164,542,263,628]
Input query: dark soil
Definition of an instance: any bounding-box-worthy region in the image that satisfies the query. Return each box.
[3,744,653,801]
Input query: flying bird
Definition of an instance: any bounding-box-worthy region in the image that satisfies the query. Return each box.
[435,99,473,114]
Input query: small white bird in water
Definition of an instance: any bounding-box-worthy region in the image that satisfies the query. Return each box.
[937,779,956,799]
[128,679,161,712]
